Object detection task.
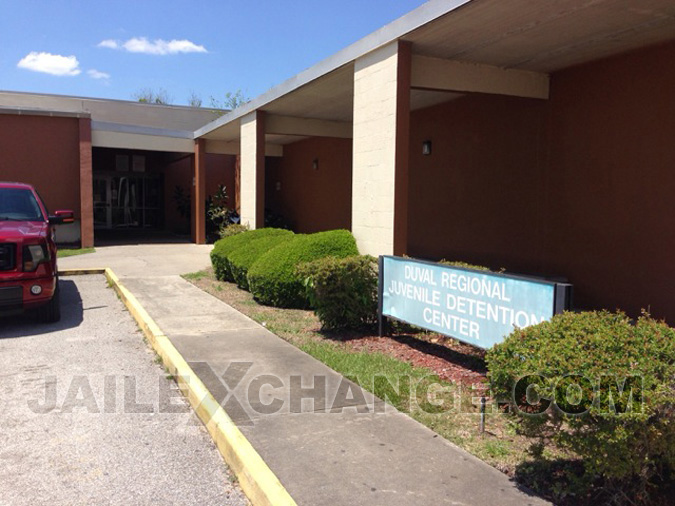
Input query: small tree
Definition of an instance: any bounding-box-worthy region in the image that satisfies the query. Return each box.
[173,184,232,242]
[187,91,203,108]
[206,184,231,242]
[133,87,172,105]
[210,90,249,112]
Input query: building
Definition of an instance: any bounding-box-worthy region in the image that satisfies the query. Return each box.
[2,0,675,321]
[0,91,235,245]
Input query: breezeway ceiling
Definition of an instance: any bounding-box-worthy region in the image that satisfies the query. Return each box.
[200,63,463,144]
[404,0,675,72]
[263,64,355,122]
[260,88,462,145]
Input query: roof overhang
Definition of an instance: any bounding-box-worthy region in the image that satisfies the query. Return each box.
[0,90,225,132]
[91,121,196,153]
[0,105,90,119]
[195,0,675,145]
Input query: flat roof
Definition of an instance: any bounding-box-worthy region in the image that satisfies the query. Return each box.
[0,90,226,133]
[0,89,218,112]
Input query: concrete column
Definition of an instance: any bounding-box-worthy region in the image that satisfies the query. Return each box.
[352,40,411,256]
[78,118,94,248]
[193,138,207,244]
[240,111,266,228]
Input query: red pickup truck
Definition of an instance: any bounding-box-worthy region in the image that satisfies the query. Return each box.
[0,182,74,323]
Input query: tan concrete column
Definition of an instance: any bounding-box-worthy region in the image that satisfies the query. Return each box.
[78,118,94,248]
[240,111,266,228]
[193,138,207,244]
[352,40,411,256]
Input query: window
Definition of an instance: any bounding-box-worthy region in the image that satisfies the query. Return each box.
[0,188,45,221]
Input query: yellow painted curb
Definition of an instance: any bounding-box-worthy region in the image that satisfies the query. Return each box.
[59,268,107,276]
[68,267,296,506]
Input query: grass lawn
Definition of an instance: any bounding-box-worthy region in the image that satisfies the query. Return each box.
[57,247,95,258]
[183,267,588,504]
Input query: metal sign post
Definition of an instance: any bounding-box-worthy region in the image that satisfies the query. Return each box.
[378,255,387,337]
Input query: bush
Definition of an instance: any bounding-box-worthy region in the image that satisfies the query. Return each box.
[486,310,675,501]
[211,239,235,281]
[439,259,492,271]
[219,223,249,239]
[298,255,377,330]
[210,228,291,282]
[247,229,359,308]
[206,184,232,242]
[228,229,294,290]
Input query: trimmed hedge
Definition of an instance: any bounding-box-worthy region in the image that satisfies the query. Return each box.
[228,229,294,289]
[210,228,292,282]
[486,310,675,500]
[248,229,359,308]
[298,255,377,330]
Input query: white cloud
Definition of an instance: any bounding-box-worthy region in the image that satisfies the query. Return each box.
[17,52,81,76]
[97,39,119,49]
[87,69,110,80]
[98,37,207,55]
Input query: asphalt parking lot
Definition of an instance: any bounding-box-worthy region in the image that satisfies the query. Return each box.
[0,275,247,506]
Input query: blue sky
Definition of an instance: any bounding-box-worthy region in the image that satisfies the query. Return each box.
[1,0,426,106]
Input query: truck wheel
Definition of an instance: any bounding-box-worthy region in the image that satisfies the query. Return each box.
[37,281,61,323]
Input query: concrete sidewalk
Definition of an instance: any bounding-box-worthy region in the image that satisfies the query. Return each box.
[62,245,549,506]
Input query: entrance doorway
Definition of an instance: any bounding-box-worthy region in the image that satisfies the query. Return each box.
[93,173,163,230]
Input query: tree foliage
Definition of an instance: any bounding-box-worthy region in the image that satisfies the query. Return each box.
[210,89,249,111]
[187,90,203,107]
[133,87,172,105]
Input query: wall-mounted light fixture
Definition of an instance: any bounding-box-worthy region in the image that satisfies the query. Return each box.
[312,158,319,170]
[422,140,432,156]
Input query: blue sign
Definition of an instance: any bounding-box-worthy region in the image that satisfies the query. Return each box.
[380,256,565,349]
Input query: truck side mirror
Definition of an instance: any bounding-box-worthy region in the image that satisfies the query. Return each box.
[49,210,75,225]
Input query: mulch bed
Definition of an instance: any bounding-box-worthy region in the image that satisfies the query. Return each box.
[319,329,488,386]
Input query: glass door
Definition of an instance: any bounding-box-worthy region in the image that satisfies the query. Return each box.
[93,176,111,229]
[93,174,163,230]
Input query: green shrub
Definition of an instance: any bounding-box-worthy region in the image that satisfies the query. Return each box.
[439,259,491,271]
[206,184,232,242]
[438,259,506,273]
[486,310,675,501]
[248,229,359,308]
[211,239,236,281]
[219,223,249,239]
[298,255,377,330]
[210,228,291,282]
[228,229,294,290]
